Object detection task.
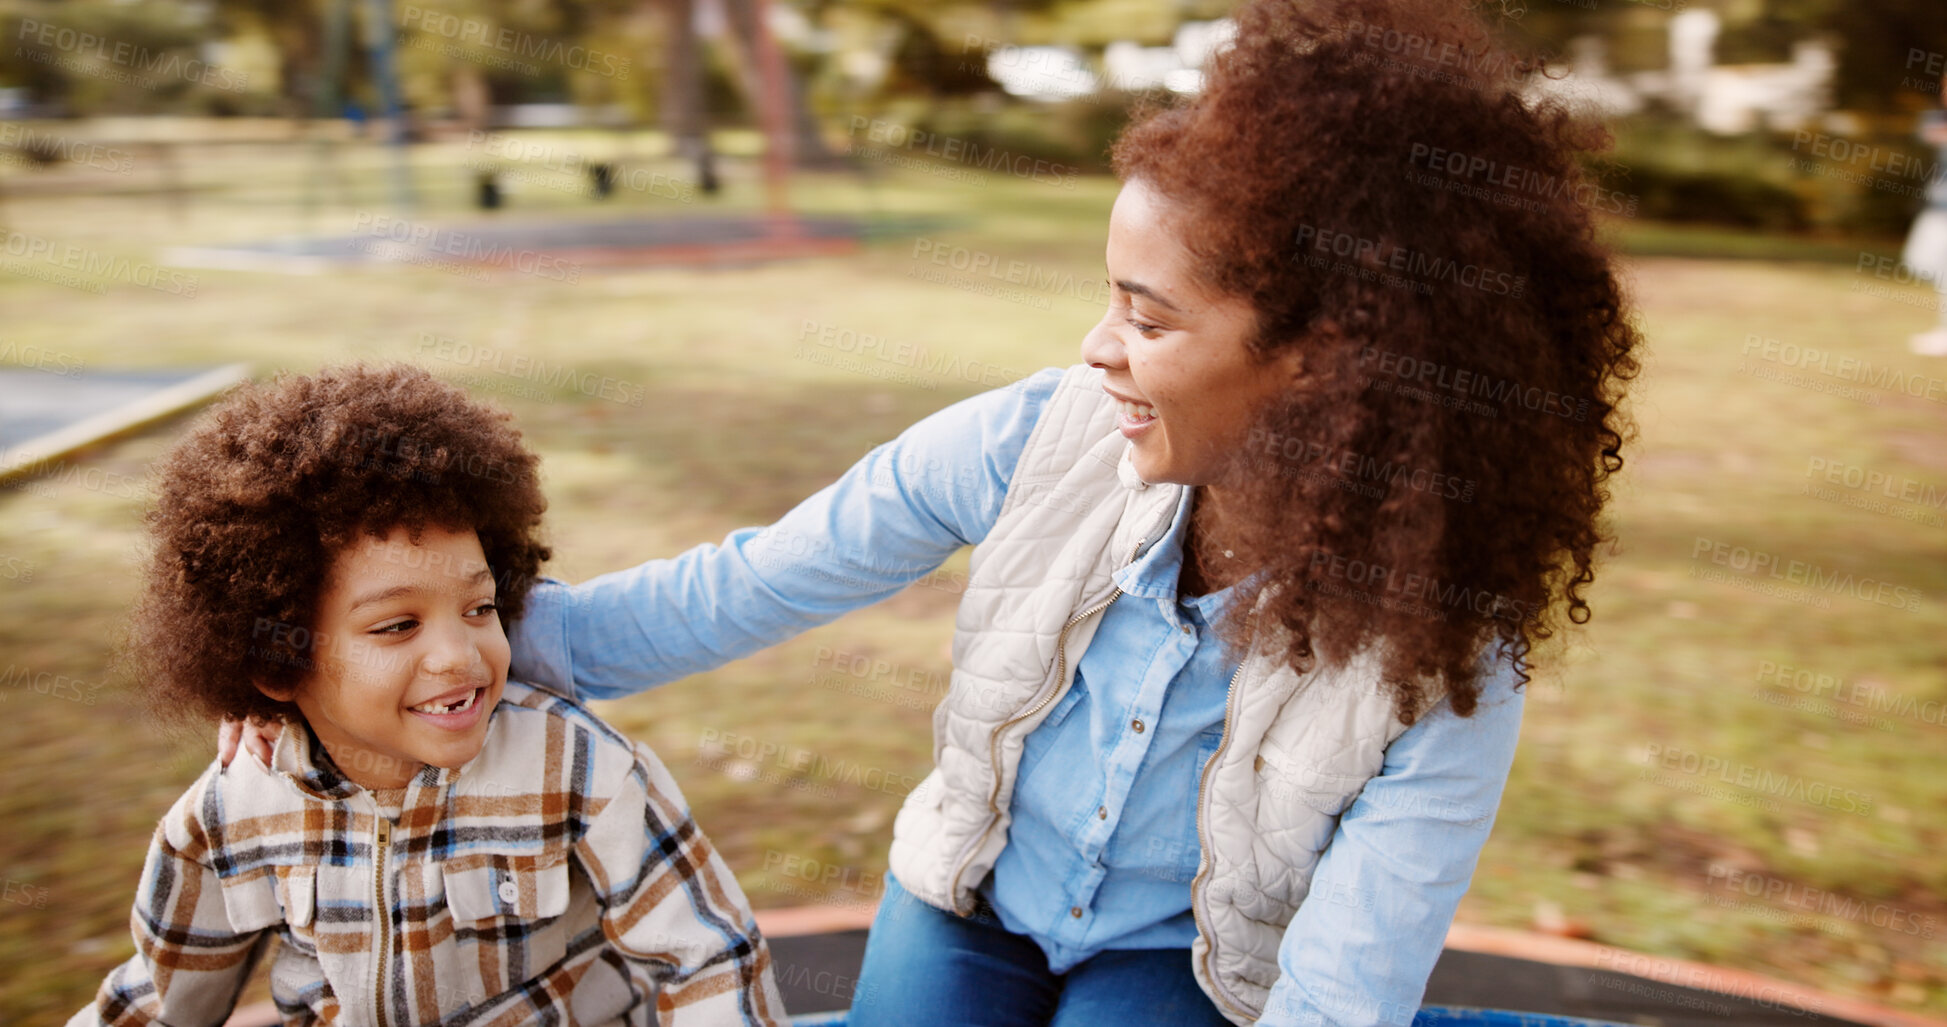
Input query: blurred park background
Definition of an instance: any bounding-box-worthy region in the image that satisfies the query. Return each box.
[1,0,1944,1022]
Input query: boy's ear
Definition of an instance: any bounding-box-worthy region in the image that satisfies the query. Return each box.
[252,678,297,703]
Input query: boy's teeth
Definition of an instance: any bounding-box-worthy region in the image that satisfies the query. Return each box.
[412,689,478,714]
[1120,400,1155,419]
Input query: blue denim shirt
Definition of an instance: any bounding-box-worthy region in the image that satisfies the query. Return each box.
[982,482,1236,971]
[509,368,1526,1026]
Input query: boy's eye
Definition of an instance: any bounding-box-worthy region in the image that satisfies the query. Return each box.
[468,602,499,618]
[1126,317,1161,336]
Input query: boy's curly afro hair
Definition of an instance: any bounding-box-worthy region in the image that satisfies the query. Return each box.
[130,364,551,724]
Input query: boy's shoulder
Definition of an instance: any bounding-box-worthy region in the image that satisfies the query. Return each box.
[485,680,650,764]
[151,752,322,889]
[462,680,675,808]
[154,756,242,854]
[494,680,631,741]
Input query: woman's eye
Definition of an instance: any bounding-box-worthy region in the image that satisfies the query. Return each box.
[1126,317,1161,336]
[372,619,417,635]
[1104,280,1129,312]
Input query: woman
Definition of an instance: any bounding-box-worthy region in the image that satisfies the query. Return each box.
[231,0,1638,1022]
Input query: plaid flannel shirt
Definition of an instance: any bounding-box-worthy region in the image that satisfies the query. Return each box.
[71,682,784,1026]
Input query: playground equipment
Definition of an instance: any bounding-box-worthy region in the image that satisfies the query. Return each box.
[293,0,837,264]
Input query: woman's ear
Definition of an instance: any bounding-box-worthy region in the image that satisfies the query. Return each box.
[253,678,297,704]
[1279,344,1308,382]
[1261,332,1311,384]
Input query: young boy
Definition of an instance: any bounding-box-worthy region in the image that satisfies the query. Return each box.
[72,364,783,1026]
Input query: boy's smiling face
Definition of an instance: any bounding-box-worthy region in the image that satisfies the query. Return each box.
[261,524,509,790]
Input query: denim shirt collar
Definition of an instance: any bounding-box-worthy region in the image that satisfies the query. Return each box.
[1113,486,1236,623]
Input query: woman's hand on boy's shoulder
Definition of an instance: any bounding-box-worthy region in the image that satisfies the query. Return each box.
[217,716,282,768]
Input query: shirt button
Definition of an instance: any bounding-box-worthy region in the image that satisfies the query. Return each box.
[1097,806,1107,820]
[1131,719,1145,733]
[1181,623,1193,635]
[498,879,519,904]
[1070,906,1084,918]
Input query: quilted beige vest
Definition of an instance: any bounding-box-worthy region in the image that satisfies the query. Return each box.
[886,364,1425,1024]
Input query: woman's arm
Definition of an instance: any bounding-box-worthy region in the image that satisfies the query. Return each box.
[509,369,1064,700]
[1256,660,1527,1027]
[219,370,1066,766]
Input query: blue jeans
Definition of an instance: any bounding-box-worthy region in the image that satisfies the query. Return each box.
[849,874,1233,1027]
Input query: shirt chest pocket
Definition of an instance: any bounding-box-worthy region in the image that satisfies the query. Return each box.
[1015,681,1087,784]
[217,866,317,936]
[1173,727,1227,881]
[439,854,575,1006]
[443,854,572,924]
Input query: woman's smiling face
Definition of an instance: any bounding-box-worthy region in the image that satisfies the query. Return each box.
[1081,179,1303,488]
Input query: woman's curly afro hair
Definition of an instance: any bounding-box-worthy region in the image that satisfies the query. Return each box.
[129,363,551,724]
[1114,0,1641,722]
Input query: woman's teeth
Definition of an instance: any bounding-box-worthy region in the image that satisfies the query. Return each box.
[411,689,479,715]
[1119,400,1156,420]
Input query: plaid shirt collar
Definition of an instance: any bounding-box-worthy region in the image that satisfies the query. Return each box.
[263,709,500,804]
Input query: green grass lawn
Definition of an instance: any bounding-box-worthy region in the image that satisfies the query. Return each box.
[1,128,1942,1022]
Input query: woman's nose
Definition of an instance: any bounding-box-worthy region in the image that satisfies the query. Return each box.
[1080,315,1126,370]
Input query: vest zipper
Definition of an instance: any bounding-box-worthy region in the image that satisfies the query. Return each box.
[997,586,1124,807]
[945,537,1145,912]
[1190,630,1255,1020]
[371,813,392,1027]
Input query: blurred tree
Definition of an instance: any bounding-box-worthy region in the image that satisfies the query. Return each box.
[1816,0,1947,112]
[1010,0,1201,48]
[1,1,243,114]
[870,5,985,97]
[1496,4,1671,74]
[0,10,73,104]
[1502,0,1947,114]
[212,0,332,116]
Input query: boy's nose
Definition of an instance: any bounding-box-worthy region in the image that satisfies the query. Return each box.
[421,623,481,677]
